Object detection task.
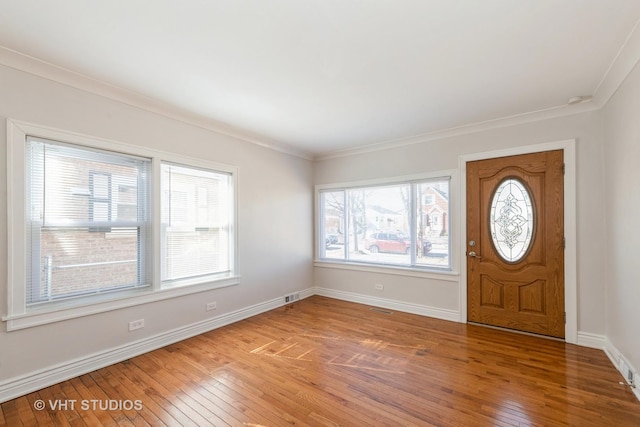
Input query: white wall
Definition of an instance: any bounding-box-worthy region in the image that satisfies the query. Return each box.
[602,62,640,373]
[0,65,313,388]
[314,110,606,336]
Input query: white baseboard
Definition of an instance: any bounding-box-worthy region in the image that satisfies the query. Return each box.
[314,287,460,322]
[576,331,606,349]
[603,337,640,402]
[0,289,314,404]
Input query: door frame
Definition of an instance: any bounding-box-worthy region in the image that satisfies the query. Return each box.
[458,139,577,344]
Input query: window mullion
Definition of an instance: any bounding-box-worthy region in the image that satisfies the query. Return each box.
[410,183,417,266]
[344,189,350,261]
[152,157,163,291]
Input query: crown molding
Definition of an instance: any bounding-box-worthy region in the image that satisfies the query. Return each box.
[591,17,640,109]
[0,45,313,161]
[315,102,597,161]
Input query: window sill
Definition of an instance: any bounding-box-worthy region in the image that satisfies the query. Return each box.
[2,276,240,331]
[313,260,459,281]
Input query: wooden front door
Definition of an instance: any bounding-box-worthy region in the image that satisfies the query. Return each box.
[466,150,565,338]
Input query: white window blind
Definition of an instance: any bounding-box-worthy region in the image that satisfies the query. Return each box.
[161,162,232,284]
[26,137,151,306]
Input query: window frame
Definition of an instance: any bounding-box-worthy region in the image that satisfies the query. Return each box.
[315,171,457,276]
[5,119,239,331]
[25,137,152,306]
[160,161,234,287]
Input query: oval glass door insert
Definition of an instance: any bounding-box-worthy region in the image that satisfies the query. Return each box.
[490,178,534,262]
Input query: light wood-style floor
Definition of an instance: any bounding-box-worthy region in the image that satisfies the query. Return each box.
[2,296,639,426]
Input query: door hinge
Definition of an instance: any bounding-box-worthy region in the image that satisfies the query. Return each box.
[563,237,566,249]
[564,312,567,324]
[562,163,566,175]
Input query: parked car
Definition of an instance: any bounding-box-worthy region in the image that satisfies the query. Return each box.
[364,231,433,255]
[365,232,411,254]
[325,234,339,248]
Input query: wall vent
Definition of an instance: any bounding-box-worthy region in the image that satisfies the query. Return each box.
[284,292,300,303]
[618,354,636,388]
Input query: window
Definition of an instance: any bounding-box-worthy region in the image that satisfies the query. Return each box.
[26,137,150,306]
[6,120,237,330]
[161,163,232,285]
[318,176,451,270]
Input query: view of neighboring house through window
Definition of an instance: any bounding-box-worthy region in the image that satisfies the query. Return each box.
[26,137,150,306]
[319,178,450,270]
[161,163,232,284]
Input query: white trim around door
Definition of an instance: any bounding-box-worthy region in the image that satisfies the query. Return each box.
[458,139,577,344]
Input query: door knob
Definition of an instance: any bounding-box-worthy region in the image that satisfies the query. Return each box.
[468,251,482,259]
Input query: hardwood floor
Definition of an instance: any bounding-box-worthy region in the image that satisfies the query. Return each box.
[2,296,639,426]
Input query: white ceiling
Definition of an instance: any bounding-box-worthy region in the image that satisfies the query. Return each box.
[1,1,640,158]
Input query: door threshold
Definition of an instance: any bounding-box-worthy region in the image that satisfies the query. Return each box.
[468,322,565,342]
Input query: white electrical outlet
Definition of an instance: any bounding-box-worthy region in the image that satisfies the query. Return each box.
[206,302,217,311]
[375,283,384,291]
[128,319,144,331]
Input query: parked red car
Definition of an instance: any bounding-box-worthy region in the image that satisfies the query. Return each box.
[365,231,432,255]
[365,232,410,254]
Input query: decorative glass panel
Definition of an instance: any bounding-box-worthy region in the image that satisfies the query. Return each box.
[490,179,534,262]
